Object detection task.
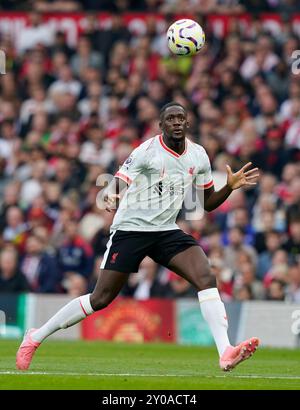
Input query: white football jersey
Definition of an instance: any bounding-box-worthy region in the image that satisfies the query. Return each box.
[111,134,213,232]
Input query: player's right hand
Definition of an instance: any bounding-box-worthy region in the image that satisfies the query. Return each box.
[103,193,120,212]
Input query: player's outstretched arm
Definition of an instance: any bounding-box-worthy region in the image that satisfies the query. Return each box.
[203,162,259,212]
[102,176,128,212]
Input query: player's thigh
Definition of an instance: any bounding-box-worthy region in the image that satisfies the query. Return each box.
[166,245,215,290]
[90,269,129,311]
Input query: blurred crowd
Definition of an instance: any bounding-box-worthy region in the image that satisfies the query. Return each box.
[1,3,300,303]
[1,0,299,15]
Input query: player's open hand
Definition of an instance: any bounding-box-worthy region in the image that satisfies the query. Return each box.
[104,193,120,212]
[226,162,259,191]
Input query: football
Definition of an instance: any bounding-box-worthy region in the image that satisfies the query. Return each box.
[167,19,205,56]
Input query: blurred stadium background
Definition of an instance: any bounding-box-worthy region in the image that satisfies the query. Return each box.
[0,0,300,349]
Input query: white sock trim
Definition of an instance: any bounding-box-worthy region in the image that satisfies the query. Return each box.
[79,294,94,316]
[198,287,220,303]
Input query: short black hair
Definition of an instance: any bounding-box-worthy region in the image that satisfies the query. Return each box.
[160,101,186,120]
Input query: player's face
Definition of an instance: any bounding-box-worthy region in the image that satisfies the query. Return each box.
[160,106,188,141]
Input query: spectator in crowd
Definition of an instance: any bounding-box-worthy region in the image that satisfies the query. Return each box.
[78,202,105,243]
[240,35,280,81]
[266,279,286,301]
[285,177,300,227]
[263,249,289,289]
[235,284,254,301]
[19,86,52,128]
[70,35,104,78]
[51,156,81,193]
[253,127,289,179]
[20,233,60,292]
[224,227,257,272]
[50,31,74,59]
[79,125,114,168]
[2,207,28,249]
[0,119,20,176]
[48,65,82,100]
[285,263,300,303]
[0,247,30,292]
[257,230,282,280]
[17,11,55,55]
[95,14,131,68]
[209,248,234,301]
[233,259,265,300]
[224,207,255,245]
[283,217,300,263]
[251,193,286,233]
[167,269,195,298]
[275,163,298,207]
[0,181,20,230]
[62,272,88,297]
[91,210,115,257]
[27,203,53,233]
[19,159,47,207]
[122,257,172,299]
[57,219,94,280]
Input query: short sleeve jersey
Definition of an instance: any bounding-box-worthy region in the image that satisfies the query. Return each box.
[111,134,213,232]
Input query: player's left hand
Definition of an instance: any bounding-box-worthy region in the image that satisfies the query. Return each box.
[226,162,259,190]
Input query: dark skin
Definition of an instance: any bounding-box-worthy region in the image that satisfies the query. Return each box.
[90,105,259,311]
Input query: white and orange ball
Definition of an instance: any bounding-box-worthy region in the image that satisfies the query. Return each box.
[167,19,205,56]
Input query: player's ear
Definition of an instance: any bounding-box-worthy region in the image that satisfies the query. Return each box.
[186,120,190,128]
[159,121,162,129]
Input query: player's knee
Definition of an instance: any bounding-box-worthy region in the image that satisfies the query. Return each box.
[90,290,112,311]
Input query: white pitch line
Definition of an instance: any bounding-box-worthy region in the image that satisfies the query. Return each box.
[0,371,300,380]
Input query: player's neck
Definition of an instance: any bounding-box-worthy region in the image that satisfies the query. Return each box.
[162,134,186,155]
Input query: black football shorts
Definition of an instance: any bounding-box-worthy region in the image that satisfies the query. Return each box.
[100,229,199,273]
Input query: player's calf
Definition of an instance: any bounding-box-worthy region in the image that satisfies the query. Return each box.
[193,263,217,291]
[90,269,129,311]
[90,290,114,311]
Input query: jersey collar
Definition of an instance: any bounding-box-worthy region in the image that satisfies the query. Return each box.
[159,134,187,158]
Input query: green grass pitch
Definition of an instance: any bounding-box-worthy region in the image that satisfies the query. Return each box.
[1,340,300,390]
